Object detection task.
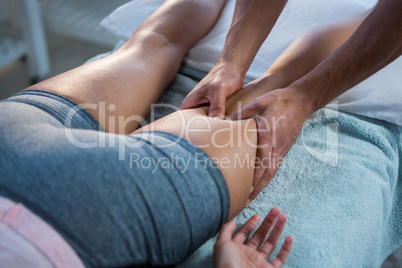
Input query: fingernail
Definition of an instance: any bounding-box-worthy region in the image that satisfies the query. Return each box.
[211,115,225,120]
[249,186,254,194]
[246,199,251,206]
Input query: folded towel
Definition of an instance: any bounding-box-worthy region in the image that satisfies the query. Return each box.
[178,107,402,268]
[86,49,401,268]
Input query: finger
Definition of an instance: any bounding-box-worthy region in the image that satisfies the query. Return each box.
[247,207,280,249]
[251,147,268,195]
[217,219,237,243]
[179,90,209,110]
[252,155,284,201]
[250,140,277,201]
[250,116,273,197]
[249,167,276,200]
[250,147,273,201]
[229,102,259,121]
[259,213,288,258]
[232,214,261,244]
[270,235,293,268]
[208,91,227,118]
[252,130,282,196]
[252,149,265,188]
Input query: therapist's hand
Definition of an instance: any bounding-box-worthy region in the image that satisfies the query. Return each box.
[180,62,244,118]
[230,86,312,200]
[214,207,293,268]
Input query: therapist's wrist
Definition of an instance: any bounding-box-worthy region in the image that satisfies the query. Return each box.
[214,59,246,85]
[217,53,250,79]
[283,84,317,118]
[289,68,340,114]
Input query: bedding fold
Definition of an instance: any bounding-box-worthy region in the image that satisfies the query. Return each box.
[86,47,401,268]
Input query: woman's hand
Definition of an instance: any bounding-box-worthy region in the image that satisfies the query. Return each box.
[214,207,293,268]
[179,62,245,118]
[230,86,312,200]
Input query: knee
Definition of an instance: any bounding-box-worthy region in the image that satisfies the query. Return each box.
[121,30,181,58]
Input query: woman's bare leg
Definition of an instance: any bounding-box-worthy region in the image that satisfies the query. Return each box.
[135,8,377,219]
[135,108,258,220]
[25,0,225,134]
[21,4,375,220]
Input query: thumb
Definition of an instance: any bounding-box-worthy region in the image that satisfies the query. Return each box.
[217,219,237,242]
[249,168,275,200]
[208,91,227,118]
[229,104,257,121]
[180,91,208,110]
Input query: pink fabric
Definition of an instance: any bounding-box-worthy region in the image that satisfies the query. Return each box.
[0,196,84,268]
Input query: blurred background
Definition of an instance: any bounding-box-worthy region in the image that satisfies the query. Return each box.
[0,0,129,100]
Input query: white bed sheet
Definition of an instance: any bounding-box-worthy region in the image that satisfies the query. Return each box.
[101,0,401,126]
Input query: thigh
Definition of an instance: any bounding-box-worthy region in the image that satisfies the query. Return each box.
[136,108,258,219]
[0,127,231,267]
[25,0,225,134]
[0,97,230,267]
[265,9,372,84]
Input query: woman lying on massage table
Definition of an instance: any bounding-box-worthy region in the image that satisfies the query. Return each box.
[1,0,400,267]
[0,0,290,267]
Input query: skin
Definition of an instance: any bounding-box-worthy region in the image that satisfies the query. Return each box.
[21,0,399,265]
[227,8,375,200]
[214,207,293,268]
[134,107,258,220]
[180,0,288,118]
[26,0,258,221]
[27,0,227,134]
[22,1,292,265]
[180,0,402,201]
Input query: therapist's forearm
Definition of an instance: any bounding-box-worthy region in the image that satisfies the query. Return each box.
[292,0,402,113]
[219,0,287,76]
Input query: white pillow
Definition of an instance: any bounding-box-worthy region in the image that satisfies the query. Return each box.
[101,0,165,41]
[101,0,402,126]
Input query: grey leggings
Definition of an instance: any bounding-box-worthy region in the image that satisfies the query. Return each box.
[0,90,230,267]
